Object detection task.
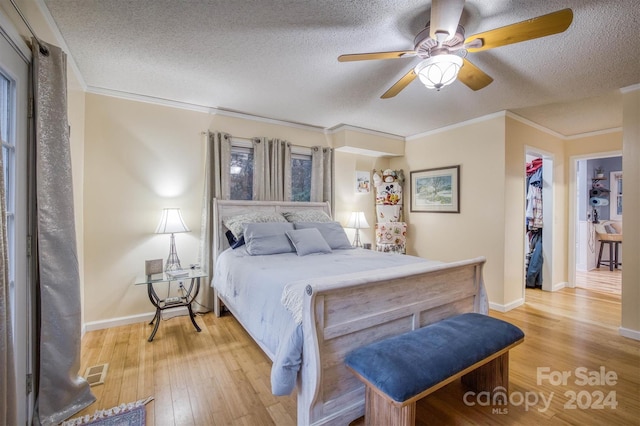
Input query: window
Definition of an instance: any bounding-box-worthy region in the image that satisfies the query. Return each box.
[229,140,312,201]
[230,143,253,200]
[291,152,312,201]
[1,70,15,304]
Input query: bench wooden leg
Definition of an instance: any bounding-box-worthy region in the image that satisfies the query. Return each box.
[365,386,416,426]
[461,352,509,393]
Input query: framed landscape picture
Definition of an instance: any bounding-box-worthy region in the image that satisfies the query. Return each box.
[410,165,460,213]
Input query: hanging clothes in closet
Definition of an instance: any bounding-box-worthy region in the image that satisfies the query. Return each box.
[525,158,543,288]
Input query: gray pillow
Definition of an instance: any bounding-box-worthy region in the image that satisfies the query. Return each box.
[282,209,332,223]
[294,222,353,250]
[243,222,294,255]
[286,228,332,256]
[223,212,287,239]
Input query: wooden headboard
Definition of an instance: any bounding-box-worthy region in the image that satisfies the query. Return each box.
[212,198,332,260]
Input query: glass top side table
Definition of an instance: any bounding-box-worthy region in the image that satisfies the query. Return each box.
[134,269,207,342]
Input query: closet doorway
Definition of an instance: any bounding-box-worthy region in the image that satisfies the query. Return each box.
[525,148,554,292]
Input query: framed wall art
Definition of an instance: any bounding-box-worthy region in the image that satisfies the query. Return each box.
[410,165,460,213]
[355,170,371,193]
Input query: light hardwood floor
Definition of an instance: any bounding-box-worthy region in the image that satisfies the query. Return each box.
[575,267,622,295]
[75,286,638,425]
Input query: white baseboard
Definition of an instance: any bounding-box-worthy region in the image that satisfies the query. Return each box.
[489,298,525,313]
[619,327,640,341]
[552,282,567,291]
[84,307,189,332]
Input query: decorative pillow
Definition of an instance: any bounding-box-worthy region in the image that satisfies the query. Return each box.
[294,222,353,250]
[243,222,294,255]
[282,209,332,223]
[225,230,245,249]
[223,212,287,239]
[286,228,332,256]
[604,224,617,234]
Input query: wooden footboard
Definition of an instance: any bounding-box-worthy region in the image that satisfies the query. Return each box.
[297,257,487,426]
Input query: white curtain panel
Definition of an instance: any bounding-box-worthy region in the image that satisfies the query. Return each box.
[32,40,94,425]
[311,146,334,208]
[252,137,291,201]
[0,128,16,425]
[197,132,231,312]
[270,138,292,201]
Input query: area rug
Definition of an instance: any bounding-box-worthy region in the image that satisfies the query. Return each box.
[61,397,154,426]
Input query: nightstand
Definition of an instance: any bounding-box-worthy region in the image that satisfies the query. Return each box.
[134,269,207,342]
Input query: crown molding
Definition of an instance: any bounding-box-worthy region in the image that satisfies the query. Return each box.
[328,124,404,141]
[406,111,507,141]
[620,83,640,94]
[212,107,327,133]
[86,86,214,113]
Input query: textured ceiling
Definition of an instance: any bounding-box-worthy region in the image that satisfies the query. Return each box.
[41,0,640,138]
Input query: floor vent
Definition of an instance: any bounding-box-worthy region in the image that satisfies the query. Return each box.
[83,363,108,387]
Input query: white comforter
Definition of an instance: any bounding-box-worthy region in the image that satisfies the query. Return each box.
[212,246,437,395]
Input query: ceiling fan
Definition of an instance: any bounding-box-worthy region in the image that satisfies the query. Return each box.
[338,0,573,98]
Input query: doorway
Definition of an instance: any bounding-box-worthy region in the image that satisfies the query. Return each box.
[524,148,554,293]
[569,153,623,295]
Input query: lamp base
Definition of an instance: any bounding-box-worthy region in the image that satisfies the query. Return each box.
[352,229,363,248]
[165,233,182,272]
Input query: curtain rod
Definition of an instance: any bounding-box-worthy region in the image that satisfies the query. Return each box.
[9,0,49,55]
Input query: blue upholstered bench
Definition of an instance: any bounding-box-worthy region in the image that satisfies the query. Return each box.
[345,313,524,426]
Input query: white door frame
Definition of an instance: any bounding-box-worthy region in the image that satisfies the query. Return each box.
[1,10,32,425]
[568,150,622,288]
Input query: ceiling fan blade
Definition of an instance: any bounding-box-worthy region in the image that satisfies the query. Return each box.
[381,69,417,99]
[430,0,465,42]
[465,8,573,52]
[338,51,416,62]
[458,58,493,91]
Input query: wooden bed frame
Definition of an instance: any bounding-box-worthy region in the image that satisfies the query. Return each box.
[212,199,487,426]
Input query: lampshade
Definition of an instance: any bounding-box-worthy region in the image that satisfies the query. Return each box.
[155,208,190,234]
[415,55,463,91]
[346,212,370,230]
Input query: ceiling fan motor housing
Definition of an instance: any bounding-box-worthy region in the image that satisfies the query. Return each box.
[414,24,466,58]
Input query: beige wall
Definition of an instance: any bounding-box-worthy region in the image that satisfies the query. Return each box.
[621,88,640,336]
[391,116,509,305]
[334,152,390,246]
[83,95,212,322]
[504,117,566,301]
[68,74,86,323]
[392,115,579,310]
[82,94,395,323]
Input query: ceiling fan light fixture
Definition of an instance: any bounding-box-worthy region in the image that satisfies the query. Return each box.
[415,54,463,91]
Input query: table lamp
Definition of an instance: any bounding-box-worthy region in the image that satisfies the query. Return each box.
[346,211,370,248]
[155,208,190,271]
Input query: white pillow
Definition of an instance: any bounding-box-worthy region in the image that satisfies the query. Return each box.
[286,228,332,256]
[282,209,332,223]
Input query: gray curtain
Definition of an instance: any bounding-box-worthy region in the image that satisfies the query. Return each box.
[32,40,94,425]
[197,131,231,312]
[0,131,16,426]
[311,146,334,208]
[252,137,292,201]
